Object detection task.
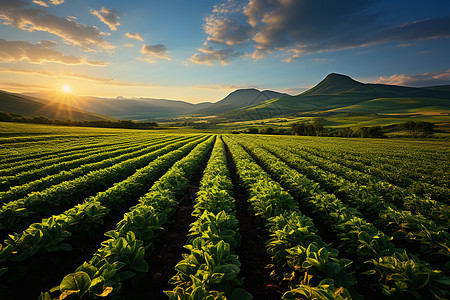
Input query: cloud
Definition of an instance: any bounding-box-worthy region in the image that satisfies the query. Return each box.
[36,40,57,48]
[32,0,64,7]
[90,7,120,31]
[0,81,46,89]
[204,15,252,46]
[376,70,450,87]
[0,67,161,87]
[194,83,258,90]
[140,44,170,63]
[0,39,107,66]
[122,43,135,48]
[0,0,114,50]
[125,32,143,41]
[195,0,450,64]
[188,46,241,66]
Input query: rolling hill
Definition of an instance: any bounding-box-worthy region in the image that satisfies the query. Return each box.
[191,88,288,116]
[222,73,450,120]
[0,90,113,121]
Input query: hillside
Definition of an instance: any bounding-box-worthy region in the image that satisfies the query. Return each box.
[222,73,450,120]
[0,90,113,121]
[192,88,288,116]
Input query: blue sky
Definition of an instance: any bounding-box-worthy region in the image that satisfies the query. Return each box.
[0,0,449,103]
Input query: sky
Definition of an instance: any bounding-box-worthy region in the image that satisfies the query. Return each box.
[0,0,449,103]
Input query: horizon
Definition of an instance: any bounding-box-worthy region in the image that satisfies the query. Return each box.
[1,0,450,104]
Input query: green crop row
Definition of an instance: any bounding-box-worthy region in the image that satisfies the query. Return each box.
[39,136,215,300]
[224,136,356,299]
[0,136,167,190]
[0,135,200,236]
[234,137,450,299]
[0,137,180,203]
[259,136,450,226]
[166,137,251,300]
[0,136,208,284]
[0,135,133,171]
[247,137,450,269]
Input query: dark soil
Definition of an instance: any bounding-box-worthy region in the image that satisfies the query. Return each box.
[223,138,283,299]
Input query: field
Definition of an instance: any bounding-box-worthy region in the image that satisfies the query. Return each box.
[0,122,449,299]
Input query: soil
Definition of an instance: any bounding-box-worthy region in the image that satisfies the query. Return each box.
[223,138,284,299]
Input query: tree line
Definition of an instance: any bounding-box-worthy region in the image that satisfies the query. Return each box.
[0,111,158,129]
[237,119,435,138]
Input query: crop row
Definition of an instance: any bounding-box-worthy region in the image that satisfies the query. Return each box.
[0,135,161,180]
[224,136,357,299]
[166,137,251,299]
[0,136,172,193]
[251,138,450,270]
[232,136,450,299]
[0,136,209,286]
[0,137,149,178]
[40,136,215,299]
[299,145,449,202]
[0,137,183,204]
[0,135,200,236]
[258,136,450,224]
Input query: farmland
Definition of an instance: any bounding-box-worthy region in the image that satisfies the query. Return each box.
[0,122,449,299]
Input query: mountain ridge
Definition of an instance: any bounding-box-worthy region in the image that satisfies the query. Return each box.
[0,90,113,121]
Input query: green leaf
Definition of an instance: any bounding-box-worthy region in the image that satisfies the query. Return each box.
[38,292,52,300]
[175,262,197,275]
[60,271,91,297]
[88,276,105,294]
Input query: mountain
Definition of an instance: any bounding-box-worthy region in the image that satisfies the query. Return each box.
[301,73,363,95]
[223,73,450,120]
[64,97,213,120]
[191,88,289,116]
[0,90,113,121]
[23,94,214,121]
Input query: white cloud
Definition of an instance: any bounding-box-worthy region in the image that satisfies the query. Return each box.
[140,44,170,63]
[0,39,107,66]
[0,0,114,50]
[32,0,64,7]
[376,70,450,87]
[90,7,120,31]
[125,32,143,42]
[194,0,450,64]
[188,47,241,66]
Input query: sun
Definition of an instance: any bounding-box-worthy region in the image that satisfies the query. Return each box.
[62,85,72,93]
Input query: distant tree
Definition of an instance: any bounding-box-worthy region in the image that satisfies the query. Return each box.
[246,128,259,134]
[337,127,353,137]
[397,121,434,137]
[265,127,275,134]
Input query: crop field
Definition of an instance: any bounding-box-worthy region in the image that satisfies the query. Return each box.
[0,122,449,299]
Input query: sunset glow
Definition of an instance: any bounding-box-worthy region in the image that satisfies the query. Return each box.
[62,85,72,94]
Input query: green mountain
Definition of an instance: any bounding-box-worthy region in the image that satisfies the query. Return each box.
[0,90,113,121]
[192,88,288,116]
[222,73,450,120]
